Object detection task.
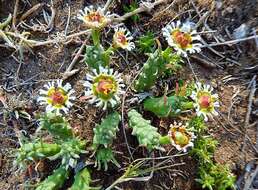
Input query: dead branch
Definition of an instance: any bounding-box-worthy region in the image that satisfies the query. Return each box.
[62,40,87,80]
[112,0,170,22]
[20,3,44,21]
[202,35,258,48]
[12,0,19,30]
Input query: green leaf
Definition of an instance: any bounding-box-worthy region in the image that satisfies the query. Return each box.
[36,166,69,190]
[143,95,193,117]
[123,1,140,22]
[85,45,110,70]
[136,32,156,53]
[69,167,100,190]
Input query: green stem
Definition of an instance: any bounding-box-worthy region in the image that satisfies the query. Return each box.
[181,101,194,110]
[159,135,171,145]
[92,29,100,47]
[0,14,12,29]
[105,46,115,55]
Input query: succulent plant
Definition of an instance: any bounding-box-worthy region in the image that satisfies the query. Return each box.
[39,113,73,139]
[50,138,87,169]
[92,112,121,149]
[15,140,61,171]
[143,95,193,117]
[128,109,162,151]
[36,166,69,190]
[84,45,110,71]
[134,48,182,92]
[69,167,100,190]
[95,147,120,171]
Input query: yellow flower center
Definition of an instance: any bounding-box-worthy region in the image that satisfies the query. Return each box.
[170,127,190,147]
[47,88,68,106]
[198,95,211,109]
[172,30,192,49]
[96,79,114,95]
[85,12,103,23]
[116,32,127,45]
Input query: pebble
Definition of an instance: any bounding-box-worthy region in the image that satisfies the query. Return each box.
[233,23,249,39]
[253,98,258,106]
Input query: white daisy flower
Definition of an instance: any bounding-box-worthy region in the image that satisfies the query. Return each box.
[83,66,125,110]
[162,20,202,57]
[191,82,220,121]
[113,27,135,51]
[37,80,76,114]
[77,6,111,29]
[168,121,196,152]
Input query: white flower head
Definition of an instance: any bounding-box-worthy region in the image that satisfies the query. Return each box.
[83,66,125,110]
[77,6,111,29]
[113,27,135,51]
[191,82,220,121]
[162,20,202,57]
[168,121,196,152]
[37,80,76,115]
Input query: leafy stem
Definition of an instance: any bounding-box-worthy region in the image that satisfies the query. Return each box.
[91,29,101,47]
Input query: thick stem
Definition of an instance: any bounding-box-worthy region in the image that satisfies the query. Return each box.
[159,135,171,145]
[92,29,100,47]
[181,101,194,110]
[105,46,115,55]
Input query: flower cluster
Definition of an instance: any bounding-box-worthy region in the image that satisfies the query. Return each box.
[16,3,233,190]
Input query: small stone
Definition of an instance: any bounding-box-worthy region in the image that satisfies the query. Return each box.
[226,7,234,13]
[252,109,258,117]
[253,98,258,106]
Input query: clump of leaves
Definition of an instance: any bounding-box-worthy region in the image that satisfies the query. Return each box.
[38,113,73,140]
[197,163,236,190]
[95,147,121,171]
[92,112,121,170]
[16,113,87,171]
[92,112,121,149]
[188,116,236,190]
[187,116,208,134]
[84,45,110,71]
[15,139,61,171]
[134,48,182,92]
[136,32,156,53]
[53,138,87,169]
[123,0,140,22]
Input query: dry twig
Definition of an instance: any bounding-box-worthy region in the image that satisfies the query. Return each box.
[20,3,44,21]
